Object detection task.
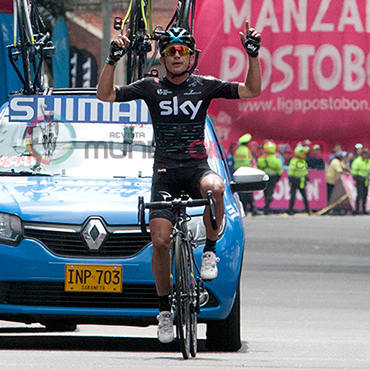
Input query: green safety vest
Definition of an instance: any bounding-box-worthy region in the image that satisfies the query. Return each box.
[351,156,370,178]
[234,145,253,169]
[257,154,283,175]
[288,157,308,189]
[352,156,370,186]
[288,157,308,177]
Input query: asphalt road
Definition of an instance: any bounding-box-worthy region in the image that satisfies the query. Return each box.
[242,214,370,369]
[0,215,369,369]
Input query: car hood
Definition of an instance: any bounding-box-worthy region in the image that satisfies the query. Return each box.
[0,176,152,225]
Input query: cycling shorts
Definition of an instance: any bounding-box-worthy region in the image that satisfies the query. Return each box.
[149,163,218,224]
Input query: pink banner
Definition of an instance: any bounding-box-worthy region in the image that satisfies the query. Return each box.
[194,0,370,153]
[254,170,327,210]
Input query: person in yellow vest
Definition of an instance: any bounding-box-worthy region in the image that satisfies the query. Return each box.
[287,144,310,215]
[234,133,260,215]
[234,133,253,168]
[351,148,370,214]
[257,141,283,214]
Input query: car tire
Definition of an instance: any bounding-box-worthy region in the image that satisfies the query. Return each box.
[44,321,77,332]
[205,284,241,351]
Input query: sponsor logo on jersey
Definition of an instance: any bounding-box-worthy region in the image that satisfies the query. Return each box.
[184,89,202,96]
[157,89,173,96]
[159,97,203,120]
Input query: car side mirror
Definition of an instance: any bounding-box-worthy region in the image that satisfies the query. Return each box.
[230,167,269,193]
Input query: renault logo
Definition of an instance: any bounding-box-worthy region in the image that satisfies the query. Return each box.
[82,218,107,251]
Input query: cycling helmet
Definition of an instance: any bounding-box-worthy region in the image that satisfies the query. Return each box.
[264,141,276,154]
[159,27,196,56]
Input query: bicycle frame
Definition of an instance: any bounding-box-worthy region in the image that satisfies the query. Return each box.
[138,191,217,359]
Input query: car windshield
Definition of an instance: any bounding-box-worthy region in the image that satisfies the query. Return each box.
[0,116,156,177]
[0,107,219,178]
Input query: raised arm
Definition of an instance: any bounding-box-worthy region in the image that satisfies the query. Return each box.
[238,21,262,99]
[96,30,131,102]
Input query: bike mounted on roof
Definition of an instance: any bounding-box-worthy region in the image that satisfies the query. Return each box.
[6,0,58,166]
[6,0,198,91]
[114,0,199,84]
[7,0,55,95]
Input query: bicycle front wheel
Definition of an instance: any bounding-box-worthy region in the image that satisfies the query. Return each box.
[169,0,196,33]
[190,281,197,358]
[174,231,191,359]
[126,0,149,83]
[16,0,33,94]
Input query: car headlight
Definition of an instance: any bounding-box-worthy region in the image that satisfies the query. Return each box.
[0,213,22,245]
[187,215,226,245]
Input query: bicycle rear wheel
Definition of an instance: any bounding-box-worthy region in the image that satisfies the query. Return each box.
[14,0,49,94]
[174,231,191,359]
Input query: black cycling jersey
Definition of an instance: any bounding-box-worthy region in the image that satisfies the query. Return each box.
[115,75,239,168]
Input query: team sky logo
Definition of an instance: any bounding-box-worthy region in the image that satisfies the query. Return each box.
[159,97,203,120]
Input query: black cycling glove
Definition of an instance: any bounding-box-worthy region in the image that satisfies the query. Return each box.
[241,31,261,58]
[109,40,127,62]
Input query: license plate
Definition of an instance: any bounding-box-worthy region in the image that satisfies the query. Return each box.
[65,264,122,293]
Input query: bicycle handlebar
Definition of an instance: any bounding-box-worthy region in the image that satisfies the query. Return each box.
[138,190,218,235]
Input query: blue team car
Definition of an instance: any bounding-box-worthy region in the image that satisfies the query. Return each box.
[0,91,267,351]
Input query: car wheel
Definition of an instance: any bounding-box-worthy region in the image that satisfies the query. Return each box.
[205,284,241,351]
[44,321,77,332]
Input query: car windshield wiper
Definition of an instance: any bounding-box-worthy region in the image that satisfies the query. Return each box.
[0,170,51,177]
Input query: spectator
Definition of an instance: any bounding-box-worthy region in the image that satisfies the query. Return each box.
[287,144,310,215]
[325,151,351,205]
[257,141,283,214]
[234,134,260,216]
[351,148,370,215]
[306,144,325,170]
[279,143,291,170]
[329,143,342,163]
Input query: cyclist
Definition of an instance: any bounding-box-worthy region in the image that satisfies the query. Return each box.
[97,20,262,344]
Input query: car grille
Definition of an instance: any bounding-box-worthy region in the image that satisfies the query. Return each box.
[0,282,219,309]
[23,223,152,258]
[0,282,158,309]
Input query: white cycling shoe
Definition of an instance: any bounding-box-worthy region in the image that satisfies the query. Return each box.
[200,252,220,281]
[156,311,174,343]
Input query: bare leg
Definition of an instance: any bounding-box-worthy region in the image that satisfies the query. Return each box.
[149,218,173,297]
[200,173,225,240]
